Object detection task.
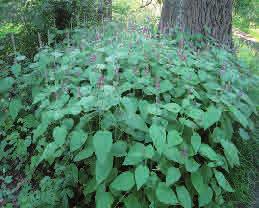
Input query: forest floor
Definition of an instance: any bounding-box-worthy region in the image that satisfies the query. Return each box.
[233,28,259,43]
[233,28,259,208]
[233,28,259,50]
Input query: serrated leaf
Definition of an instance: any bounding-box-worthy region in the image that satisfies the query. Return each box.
[53,126,67,146]
[176,186,192,208]
[163,103,181,113]
[186,108,204,122]
[124,194,142,208]
[222,115,233,140]
[33,122,48,139]
[147,104,163,116]
[166,167,181,186]
[83,178,97,195]
[212,127,225,143]
[9,98,22,120]
[0,77,14,93]
[121,97,138,114]
[74,146,94,162]
[23,114,38,128]
[220,140,240,168]
[202,105,222,129]
[156,182,178,205]
[124,113,149,132]
[159,80,173,93]
[199,144,219,161]
[164,146,184,164]
[144,145,155,159]
[191,171,204,195]
[110,171,135,191]
[16,55,26,62]
[112,140,127,157]
[214,170,234,192]
[11,64,21,77]
[62,118,74,130]
[198,186,213,207]
[191,171,213,206]
[123,143,144,166]
[211,178,222,197]
[93,131,113,163]
[96,191,114,208]
[96,155,113,184]
[101,111,116,129]
[239,128,249,140]
[40,142,58,163]
[179,117,198,129]
[185,158,200,172]
[70,129,88,152]
[191,133,201,153]
[167,129,183,147]
[149,124,166,154]
[229,105,248,128]
[135,165,149,190]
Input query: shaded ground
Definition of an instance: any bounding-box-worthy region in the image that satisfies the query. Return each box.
[233,28,259,50]
[233,28,259,208]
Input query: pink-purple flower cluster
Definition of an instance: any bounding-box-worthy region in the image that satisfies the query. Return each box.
[97,74,105,88]
[90,54,97,63]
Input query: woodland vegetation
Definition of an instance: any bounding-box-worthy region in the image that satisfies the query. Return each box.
[0,1,258,208]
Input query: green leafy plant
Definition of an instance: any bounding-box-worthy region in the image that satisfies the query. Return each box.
[0,22,258,207]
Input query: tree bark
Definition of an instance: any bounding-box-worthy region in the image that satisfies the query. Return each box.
[98,0,112,20]
[159,0,233,47]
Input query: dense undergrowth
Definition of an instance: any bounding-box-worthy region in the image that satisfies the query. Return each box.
[0,0,103,64]
[233,0,258,38]
[0,21,258,207]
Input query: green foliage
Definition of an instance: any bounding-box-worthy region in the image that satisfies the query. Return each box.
[233,0,259,38]
[156,182,178,205]
[234,0,259,27]
[22,0,100,30]
[235,38,259,74]
[225,116,259,207]
[0,22,258,207]
[0,0,102,65]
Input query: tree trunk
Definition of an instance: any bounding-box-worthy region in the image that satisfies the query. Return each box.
[159,0,233,47]
[98,0,112,20]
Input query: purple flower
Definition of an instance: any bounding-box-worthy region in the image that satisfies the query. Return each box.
[97,74,105,88]
[156,95,160,104]
[182,55,187,61]
[134,68,140,76]
[238,90,244,97]
[225,83,231,91]
[76,71,81,77]
[142,27,148,34]
[77,87,81,98]
[188,87,193,94]
[155,78,160,89]
[115,67,120,81]
[179,39,184,49]
[181,148,188,157]
[54,92,58,100]
[144,67,149,75]
[90,54,97,62]
[96,33,101,41]
[62,84,69,93]
[220,65,227,77]
[159,24,164,32]
[146,16,151,22]
[220,69,226,76]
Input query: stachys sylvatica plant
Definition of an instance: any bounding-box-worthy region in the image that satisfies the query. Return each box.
[0,22,258,207]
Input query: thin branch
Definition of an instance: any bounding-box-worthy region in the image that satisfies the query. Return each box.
[140,0,153,8]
